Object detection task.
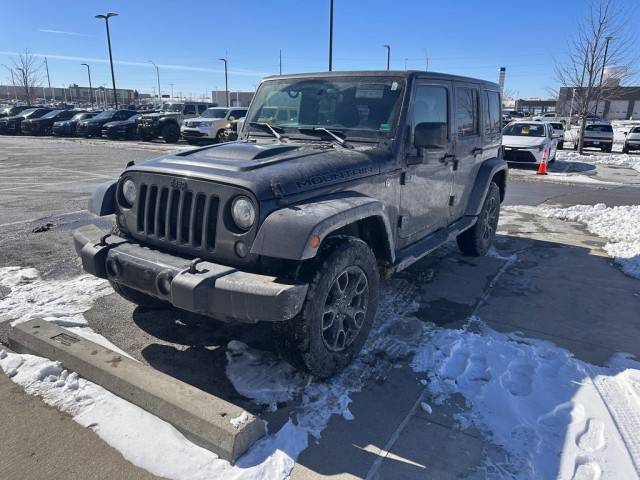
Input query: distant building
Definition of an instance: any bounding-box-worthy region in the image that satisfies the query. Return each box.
[513,98,557,115]
[0,84,138,105]
[557,86,640,120]
[211,90,254,108]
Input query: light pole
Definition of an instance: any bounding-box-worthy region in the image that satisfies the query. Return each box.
[328,0,334,71]
[148,60,162,104]
[219,57,229,107]
[169,83,174,99]
[279,49,282,75]
[383,44,391,70]
[95,12,119,108]
[44,57,54,102]
[81,63,94,110]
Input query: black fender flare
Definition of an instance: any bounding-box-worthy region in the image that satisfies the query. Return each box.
[88,181,117,216]
[464,157,508,216]
[251,193,395,262]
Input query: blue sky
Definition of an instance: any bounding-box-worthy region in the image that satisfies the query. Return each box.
[1,0,638,99]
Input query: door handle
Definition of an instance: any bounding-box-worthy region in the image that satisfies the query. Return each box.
[441,153,456,165]
[472,147,483,156]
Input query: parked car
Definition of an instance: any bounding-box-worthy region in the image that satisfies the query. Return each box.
[502,121,557,164]
[0,105,32,118]
[76,110,138,137]
[138,102,214,143]
[0,107,53,135]
[102,114,141,140]
[21,109,85,136]
[73,70,507,378]
[548,121,566,149]
[576,123,613,152]
[52,112,101,136]
[622,126,640,154]
[180,107,248,144]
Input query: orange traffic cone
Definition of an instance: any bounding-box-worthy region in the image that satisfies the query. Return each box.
[537,160,548,175]
[537,147,548,175]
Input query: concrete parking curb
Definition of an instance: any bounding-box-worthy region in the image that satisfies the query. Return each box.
[9,319,265,463]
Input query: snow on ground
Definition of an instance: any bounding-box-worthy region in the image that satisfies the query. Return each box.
[412,318,640,479]
[510,204,640,279]
[557,150,640,174]
[2,254,640,479]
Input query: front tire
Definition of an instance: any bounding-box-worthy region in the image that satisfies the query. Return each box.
[457,182,501,256]
[216,129,226,143]
[273,237,379,379]
[161,123,180,143]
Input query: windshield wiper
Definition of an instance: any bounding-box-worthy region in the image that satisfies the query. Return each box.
[249,122,285,140]
[299,127,353,149]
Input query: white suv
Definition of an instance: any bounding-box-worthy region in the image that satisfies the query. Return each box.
[622,126,640,154]
[502,121,558,164]
[181,107,247,144]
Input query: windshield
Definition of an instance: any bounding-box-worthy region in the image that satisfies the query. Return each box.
[550,122,564,130]
[202,108,228,119]
[161,103,184,112]
[503,123,546,137]
[19,108,37,117]
[586,124,613,132]
[246,76,406,138]
[91,111,117,120]
[41,110,63,119]
[632,127,640,134]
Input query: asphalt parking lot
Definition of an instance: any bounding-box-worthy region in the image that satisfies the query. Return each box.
[1,136,640,479]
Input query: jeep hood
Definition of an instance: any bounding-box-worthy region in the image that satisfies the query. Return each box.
[143,112,180,119]
[126,140,391,200]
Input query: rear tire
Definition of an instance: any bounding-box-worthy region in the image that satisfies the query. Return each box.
[457,182,501,257]
[272,236,379,379]
[161,123,180,143]
[107,225,167,309]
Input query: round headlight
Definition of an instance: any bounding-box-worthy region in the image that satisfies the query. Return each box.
[231,196,256,231]
[122,179,137,206]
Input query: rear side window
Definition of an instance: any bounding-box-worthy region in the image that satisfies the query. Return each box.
[550,122,564,130]
[586,124,613,132]
[483,91,501,134]
[632,127,640,133]
[456,87,479,136]
[230,109,247,119]
[197,104,208,114]
[412,85,449,142]
[184,105,197,115]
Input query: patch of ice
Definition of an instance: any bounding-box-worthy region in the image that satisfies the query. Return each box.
[420,402,432,414]
[229,411,250,429]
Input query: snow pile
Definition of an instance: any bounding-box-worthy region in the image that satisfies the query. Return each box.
[412,319,640,479]
[542,204,640,279]
[557,150,640,174]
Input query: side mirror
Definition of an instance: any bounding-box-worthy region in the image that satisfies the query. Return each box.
[228,115,235,121]
[414,122,447,149]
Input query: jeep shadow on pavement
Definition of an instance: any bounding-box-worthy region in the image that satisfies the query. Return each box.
[74,70,507,378]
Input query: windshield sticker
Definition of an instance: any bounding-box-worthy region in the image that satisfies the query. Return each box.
[379,123,390,131]
[391,81,398,91]
[356,84,385,99]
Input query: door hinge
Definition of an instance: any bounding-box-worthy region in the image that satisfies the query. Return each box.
[398,215,409,230]
[449,195,456,206]
[452,159,459,171]
[400,172,407,185]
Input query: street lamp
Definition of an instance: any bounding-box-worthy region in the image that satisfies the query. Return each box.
[328,0,334,71]
[383,44,391,70]
[219,57,229,107]
[95,12,119,108]
[148,60,162,105]
[44,57,54,102]
[81,63,94,110]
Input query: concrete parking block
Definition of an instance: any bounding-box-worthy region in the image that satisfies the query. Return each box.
[9,319,265,463]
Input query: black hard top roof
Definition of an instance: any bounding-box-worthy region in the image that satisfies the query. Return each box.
[263,70,500,89]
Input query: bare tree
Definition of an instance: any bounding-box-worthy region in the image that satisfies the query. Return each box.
[11,50,43,106]
[555,0,636,153]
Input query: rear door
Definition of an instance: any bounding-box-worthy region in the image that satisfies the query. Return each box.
[451,83,483,220]
[399,80,455,241]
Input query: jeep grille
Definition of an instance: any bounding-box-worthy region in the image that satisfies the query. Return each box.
[136,183,219,250]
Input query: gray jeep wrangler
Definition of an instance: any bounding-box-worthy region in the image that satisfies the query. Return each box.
[137,101,214,143]
[74,71,506,378]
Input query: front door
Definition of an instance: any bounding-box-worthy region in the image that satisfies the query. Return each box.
[399,81,455,242]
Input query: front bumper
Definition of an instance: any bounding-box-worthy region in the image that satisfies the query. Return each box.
[181,127,214,139]
[138,122,160,137]
[625,140,640,151]
[73,224,308,323]
[503,147,542,163]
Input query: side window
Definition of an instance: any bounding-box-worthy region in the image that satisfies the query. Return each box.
[412,85,449,145]
[455,87,478,137]
[230,109,246,119]
[197,104,208,114]
[183,104,197,115]
[484,91,501,134]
